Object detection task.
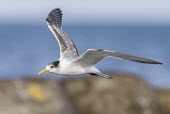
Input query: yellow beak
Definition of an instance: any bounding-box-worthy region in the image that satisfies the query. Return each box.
[38,69,49,75]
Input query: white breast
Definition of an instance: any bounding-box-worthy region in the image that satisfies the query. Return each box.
[58,61,97,75]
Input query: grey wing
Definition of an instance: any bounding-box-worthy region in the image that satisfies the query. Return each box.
[74,49,162,66]
[46,8,79,61]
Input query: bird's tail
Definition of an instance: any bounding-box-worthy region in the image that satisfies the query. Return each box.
[89,72,113,79]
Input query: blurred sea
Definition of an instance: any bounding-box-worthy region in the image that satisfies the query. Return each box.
[0,24,169,88]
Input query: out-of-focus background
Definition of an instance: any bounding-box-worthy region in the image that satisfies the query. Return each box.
[0,0,170,114]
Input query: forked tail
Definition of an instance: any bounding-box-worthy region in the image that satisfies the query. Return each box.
[89,73,113,79]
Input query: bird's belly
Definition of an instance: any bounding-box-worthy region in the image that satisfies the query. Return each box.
[59,65,89,75]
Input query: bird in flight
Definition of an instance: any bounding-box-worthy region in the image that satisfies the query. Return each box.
[38,8,162,79]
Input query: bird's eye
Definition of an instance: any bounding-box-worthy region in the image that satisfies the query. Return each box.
[50,65,54,68]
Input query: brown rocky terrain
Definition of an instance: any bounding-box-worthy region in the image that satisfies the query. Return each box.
[155,89,170,114]
[0,73,168,114]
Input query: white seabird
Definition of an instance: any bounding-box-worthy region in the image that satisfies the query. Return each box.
[38,8,162,79]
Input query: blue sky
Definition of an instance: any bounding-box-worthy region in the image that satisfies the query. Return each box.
[1,0,170,25]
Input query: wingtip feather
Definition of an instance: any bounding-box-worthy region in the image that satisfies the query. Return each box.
[47,8,63,28]
[135,60,163,65]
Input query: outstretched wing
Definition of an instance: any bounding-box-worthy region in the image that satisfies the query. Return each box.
[74,49,162,66]
[46,8,79,61]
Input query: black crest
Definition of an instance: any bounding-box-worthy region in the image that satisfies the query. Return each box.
[51,61,60,67]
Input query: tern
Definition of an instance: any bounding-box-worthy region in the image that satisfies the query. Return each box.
[38,8,162,79]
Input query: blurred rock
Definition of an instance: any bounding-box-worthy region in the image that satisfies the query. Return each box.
[61,73,164,114]
[154,89,170,114]
[0,73,167,114]
[0,78,76,114]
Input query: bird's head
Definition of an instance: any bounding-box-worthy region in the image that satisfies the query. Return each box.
[38,61,60,75]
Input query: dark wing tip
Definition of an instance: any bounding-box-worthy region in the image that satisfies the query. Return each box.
[146,60,163,65]
[46,17,50,22]
[154,61,163,65]
[49,8,62,16]
[46,8,63,28]
[133,60,163,65]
